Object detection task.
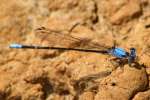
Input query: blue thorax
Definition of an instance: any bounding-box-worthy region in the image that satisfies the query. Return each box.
[108,47,128,58]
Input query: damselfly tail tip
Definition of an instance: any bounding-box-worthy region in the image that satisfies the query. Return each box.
[9,43,23,48]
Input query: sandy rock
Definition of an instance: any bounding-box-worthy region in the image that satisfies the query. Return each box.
[46,93,74,100]
[23,84,44,100]
[0,61,28,99]
[41,0,98,31]
[0,0,150,99]
[133,90,150,100]
[95,64,148,100]
[79,91,95,100]
[95,0,142,25]
[0,78,11,100]
[110,0,142,24]
[22,65,48,83]
[9,81,44,100]
[66,53,113,80]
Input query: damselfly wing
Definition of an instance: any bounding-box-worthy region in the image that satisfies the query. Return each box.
[34,27,111,52]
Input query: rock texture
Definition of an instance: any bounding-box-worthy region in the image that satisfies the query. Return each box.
[0,0,150,100]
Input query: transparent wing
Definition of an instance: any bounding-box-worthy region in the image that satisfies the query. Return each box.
[34,27,111,51]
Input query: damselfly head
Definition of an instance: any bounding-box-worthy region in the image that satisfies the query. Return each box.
[130,48,136,57]
[130,48,136,51]
[128,48,136,66]
[129,48,136,56]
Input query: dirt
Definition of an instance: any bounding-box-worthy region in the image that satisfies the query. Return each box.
[0,0,150,100]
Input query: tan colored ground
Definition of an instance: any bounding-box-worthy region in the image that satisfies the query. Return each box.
[0,0,150,100]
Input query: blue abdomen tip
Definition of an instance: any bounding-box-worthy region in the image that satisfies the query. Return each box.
[9,43,22,48]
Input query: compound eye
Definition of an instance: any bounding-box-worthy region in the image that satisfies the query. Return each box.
[130,48,136,51]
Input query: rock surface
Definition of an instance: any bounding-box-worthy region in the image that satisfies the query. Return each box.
[0,0,150,100]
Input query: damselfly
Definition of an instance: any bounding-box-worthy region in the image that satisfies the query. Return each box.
[9,26,136,65]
